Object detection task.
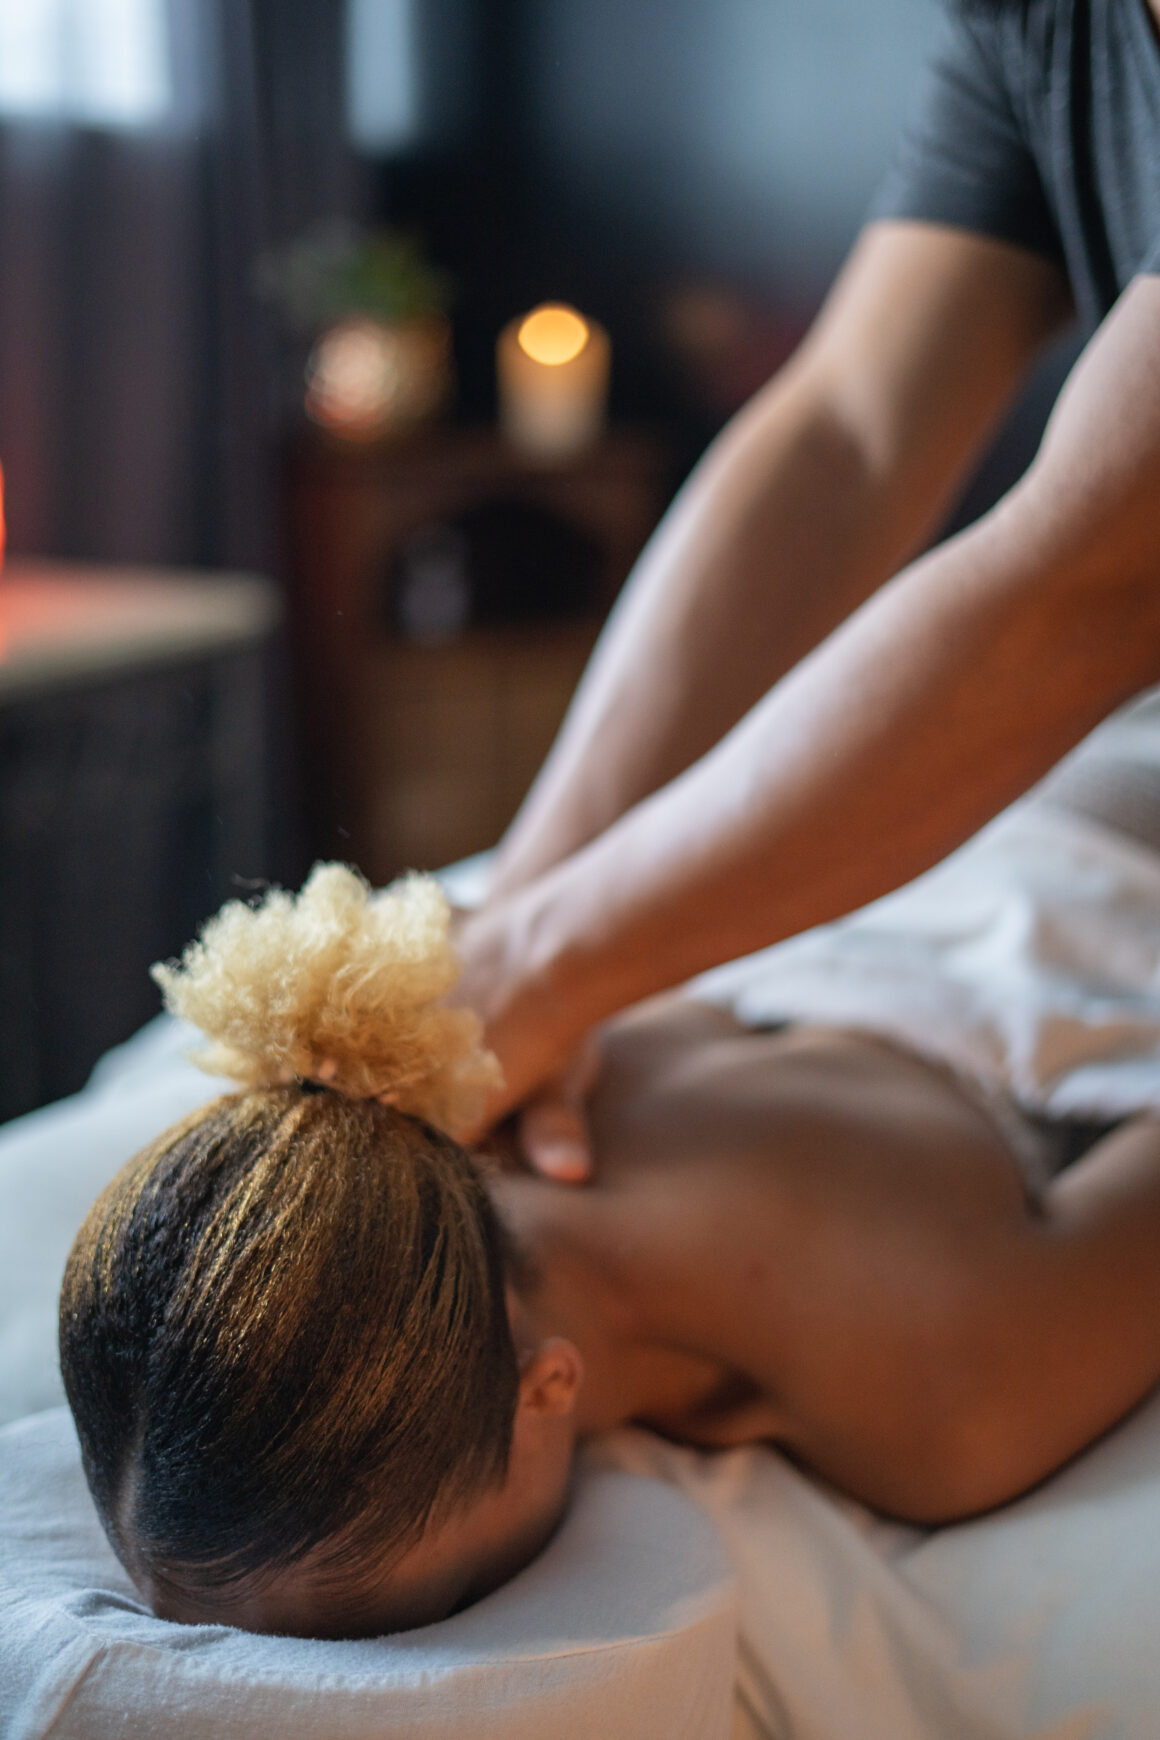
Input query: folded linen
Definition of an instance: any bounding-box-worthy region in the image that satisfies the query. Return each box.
[0,1410,737,1740]
[596,1382,1160,1740]
[689,685,1160,1124]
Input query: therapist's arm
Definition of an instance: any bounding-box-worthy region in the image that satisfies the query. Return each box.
[488,219,1070,901]
[457,267,1160,1135]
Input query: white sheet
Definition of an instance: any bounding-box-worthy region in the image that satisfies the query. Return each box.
[689,686,1160,1123]
[595,1399,1160,1740]
[0,1409,737,1740]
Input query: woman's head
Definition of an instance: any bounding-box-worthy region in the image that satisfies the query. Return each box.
[57,867,583,1636]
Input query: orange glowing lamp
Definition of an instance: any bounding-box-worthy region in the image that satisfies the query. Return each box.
[0,461,6,657]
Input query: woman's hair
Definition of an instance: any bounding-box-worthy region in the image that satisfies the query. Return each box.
[58,866,516,1609]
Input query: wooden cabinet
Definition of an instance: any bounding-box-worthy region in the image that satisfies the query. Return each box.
[285,426,669,881]
[0,563,282,1120]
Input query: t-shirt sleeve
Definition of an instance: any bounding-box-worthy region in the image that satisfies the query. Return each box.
[869,5,1063,262]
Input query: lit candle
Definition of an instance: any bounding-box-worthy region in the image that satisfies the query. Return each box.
[497,304,610,459]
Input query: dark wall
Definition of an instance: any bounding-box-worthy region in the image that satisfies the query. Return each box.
[525,0,943,300]
[374,0,942,422]
[371,0,1069,504]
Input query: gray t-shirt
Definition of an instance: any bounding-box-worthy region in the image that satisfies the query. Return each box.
[873,0,1160,328]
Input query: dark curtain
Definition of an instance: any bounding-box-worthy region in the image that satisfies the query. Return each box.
[0,1,349,1119]
[0,0,351,574]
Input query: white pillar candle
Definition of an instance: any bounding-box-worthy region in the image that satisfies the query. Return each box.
[497,304,610,459]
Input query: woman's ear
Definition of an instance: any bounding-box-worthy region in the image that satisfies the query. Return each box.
[517,1337,584,1420]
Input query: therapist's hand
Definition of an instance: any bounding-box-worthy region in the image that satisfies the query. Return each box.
[452,892,606,1172]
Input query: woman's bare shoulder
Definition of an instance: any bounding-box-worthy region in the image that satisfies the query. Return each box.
[577,1001,1047,1502]
[590,997,1026,1213]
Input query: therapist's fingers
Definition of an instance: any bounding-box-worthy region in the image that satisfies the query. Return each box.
[518,1036,603,1183]
[519,1093,592,1183]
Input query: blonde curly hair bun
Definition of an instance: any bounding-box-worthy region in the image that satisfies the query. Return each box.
[151,863,502,1137]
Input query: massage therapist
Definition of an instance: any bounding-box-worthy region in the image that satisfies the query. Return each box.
[455,0,1160,1173]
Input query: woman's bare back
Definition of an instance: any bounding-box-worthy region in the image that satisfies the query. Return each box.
[494,998,1160,1522]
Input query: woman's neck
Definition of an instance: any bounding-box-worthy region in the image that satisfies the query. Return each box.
[489,1169,733,1437]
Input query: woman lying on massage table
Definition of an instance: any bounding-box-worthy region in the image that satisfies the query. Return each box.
[58,864,1160,1643]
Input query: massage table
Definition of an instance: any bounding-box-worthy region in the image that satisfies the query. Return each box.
[10,684,1160,1736]
[2,1010,1160,1738]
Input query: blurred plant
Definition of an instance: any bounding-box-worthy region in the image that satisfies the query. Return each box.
[256,222,452,335]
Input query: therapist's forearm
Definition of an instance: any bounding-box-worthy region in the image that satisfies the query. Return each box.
[487,222,1065,903]
[535,511,1160,1009]
[488,366,951,899]
[493,504,1160,1055]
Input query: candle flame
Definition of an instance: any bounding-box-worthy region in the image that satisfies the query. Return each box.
[518,305,589,367]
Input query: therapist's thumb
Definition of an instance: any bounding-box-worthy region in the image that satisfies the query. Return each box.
[518,1037,602,1183]
[520,1094,592,1183]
